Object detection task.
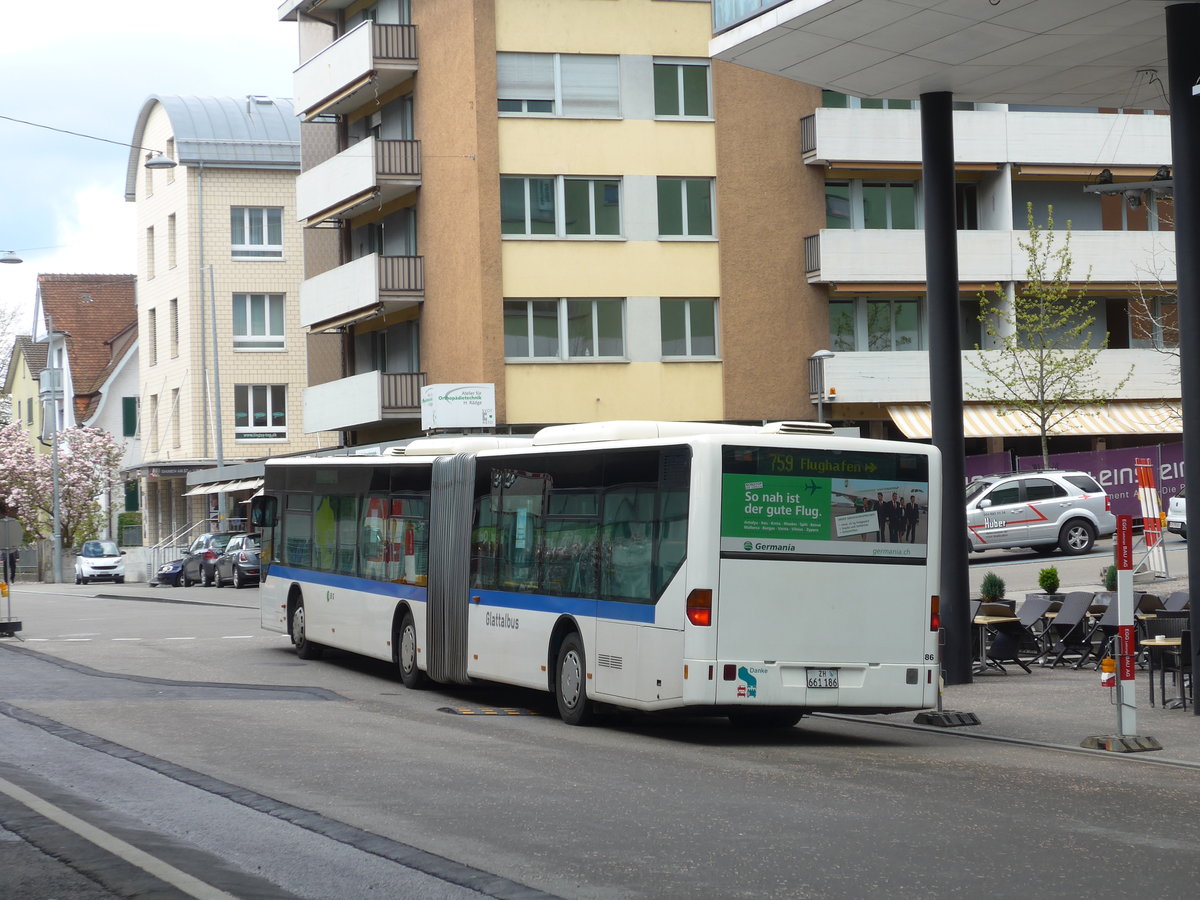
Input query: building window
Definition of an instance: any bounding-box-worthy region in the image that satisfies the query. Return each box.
[170,388,181,448]
[165,138,175,183]
[234,385,287,439]
[500,176,621,237]
[232,293,285,350]
[149,394,159,452]
[829,297,923,351]
[653,60,710,118]
[122,397,139,437]
[27,397,33,425]
[504,299,624,360]
[146,226,156,278]
[147,308,158,366]
[353,320,419,374]
[231,207,283,259]
[169,298,179,358]
[661,299,718,358]
[167,214,177,268]
[124,480,140,513]
[657,178,714,237]
[1130,296,1178,349]
[497,52,620,117]
[821,91,915,110]
[825,180,919,230]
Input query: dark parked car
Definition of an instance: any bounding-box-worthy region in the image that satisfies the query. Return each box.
[153,557,186,587]
[181,532,233,586]
[215,532,261,589]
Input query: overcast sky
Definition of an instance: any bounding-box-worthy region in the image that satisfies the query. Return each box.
[0,1,298,334]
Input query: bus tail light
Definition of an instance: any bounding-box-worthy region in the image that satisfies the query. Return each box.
[686,589,712,627]
[930,595,941,632]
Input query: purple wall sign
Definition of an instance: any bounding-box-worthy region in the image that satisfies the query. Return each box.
[1015,443,1184,519]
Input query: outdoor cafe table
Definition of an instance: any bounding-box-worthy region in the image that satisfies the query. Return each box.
[1140,636,1184,708]
[974,615,1019,674]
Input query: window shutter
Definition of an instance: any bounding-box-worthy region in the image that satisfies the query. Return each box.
[497,52,554,102]
[560,55,620,117]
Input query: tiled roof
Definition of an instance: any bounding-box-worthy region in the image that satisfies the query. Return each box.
[37,274,137,422]
[6,334,48,390]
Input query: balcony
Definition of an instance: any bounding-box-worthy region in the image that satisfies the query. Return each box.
[805,229,1176,286]
[300,253,424,331]
[293,21,417,120]
[303,370,427,433]
[296,136,421,226]
[804,108,1172,170]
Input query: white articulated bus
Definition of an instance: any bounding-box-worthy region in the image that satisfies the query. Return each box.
[255,421,942,727]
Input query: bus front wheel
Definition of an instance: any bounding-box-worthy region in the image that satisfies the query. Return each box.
[555,633,594,726]
[292,599,324,660]
[397,611,426,689]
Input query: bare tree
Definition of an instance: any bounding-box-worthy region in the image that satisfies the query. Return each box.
[0,301,21,426]
[969,204,1133,465]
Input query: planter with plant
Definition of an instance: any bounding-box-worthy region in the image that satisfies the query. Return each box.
[978,570,1010,612]
[1028,566,1065,608]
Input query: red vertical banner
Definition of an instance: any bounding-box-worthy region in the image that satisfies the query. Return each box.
[1118,624,1136,681]
[1116,515,1133,570]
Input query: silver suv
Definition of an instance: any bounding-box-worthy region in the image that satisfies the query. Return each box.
[965,470,1115,555]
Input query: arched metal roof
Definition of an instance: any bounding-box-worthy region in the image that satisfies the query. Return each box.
[125,95,300,200]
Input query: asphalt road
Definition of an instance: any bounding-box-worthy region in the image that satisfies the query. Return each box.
[2,583,1198,898]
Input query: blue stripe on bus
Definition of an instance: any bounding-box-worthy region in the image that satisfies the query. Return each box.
[266,566,657,623]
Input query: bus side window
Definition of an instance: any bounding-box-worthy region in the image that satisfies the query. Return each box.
[655,487,689,595]
[284,493,312,567]
[251,496,277,528]
[603,488,655,602]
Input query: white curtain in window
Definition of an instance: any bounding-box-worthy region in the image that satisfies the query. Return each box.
[497,52,554,102]
[561,55,620,117]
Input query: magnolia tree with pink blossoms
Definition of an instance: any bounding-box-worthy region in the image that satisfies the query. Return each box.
[0,423,124,549]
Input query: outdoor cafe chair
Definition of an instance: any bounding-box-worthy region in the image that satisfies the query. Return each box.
[1012,594,1053,662]
[1046,591,1096,668]
[1075,603,1122,670]
[1146,612,1191,709]
[1163,590,1190,612]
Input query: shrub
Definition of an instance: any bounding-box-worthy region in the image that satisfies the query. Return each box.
[980,570,1006,603]
[1101,564,1117,591]
[1037,566,1060,595]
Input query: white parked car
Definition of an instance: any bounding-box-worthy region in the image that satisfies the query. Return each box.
[965,470,1115,555]
[74,539,126,585]
[1166,486,1187,540]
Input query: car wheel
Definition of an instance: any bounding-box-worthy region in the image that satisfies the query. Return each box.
[555,632,594,726]
[215,570,224,588]
[75,573,82,585]
[182,568,194,587]
[80,576,89,586]
[232,568,243,589]
[292,598,324,660]
[396,611,426,689]
[1059,519,1096,555]
[202,567,213,587]
[115,576,124,584]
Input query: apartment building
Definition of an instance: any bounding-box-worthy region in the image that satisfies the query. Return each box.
[281,0,826,443]
[711,1,1183,460]
[125,95,332,543]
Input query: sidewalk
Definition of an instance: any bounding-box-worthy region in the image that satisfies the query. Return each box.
[4,577,1197,765]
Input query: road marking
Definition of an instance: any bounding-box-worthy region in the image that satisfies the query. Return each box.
[0,773,239,900]
[221,635,255,640]
[165,637,196,641]
[112,638,143,642]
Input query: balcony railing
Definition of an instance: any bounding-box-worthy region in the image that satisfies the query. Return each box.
[803,234,821,275]
[381,372,426,412]
[377,139,421,179]
[800,114,816,155]
[379,255,424,294]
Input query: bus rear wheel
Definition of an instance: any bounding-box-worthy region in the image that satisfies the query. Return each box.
[397,611,426,689]
[555,633,594,726]
[292,599,324,660]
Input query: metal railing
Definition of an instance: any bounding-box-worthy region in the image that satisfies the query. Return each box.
[373,23,417,62]
[145,521,206,584]
[379,255,424,294]
[800,113,816,155]
[804,233,821,275]
[381,372,427,412]
[376,140,421,178]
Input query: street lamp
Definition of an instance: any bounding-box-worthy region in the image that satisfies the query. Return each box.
[808,349,836,424]
[38,363,64,584]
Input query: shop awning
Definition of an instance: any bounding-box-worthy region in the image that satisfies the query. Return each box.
[887,403,1180,440]
[182,477,265,497]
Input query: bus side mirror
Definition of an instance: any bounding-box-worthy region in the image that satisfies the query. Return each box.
[251,496,278,528]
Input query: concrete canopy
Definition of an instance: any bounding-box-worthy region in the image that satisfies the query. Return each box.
[711,0,1176,109]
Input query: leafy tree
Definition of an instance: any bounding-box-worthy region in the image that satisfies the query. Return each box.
[0,423,123,548]
[0,302,20,426]
[969,203,1132,465]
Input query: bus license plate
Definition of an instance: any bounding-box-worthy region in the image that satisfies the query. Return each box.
[807,668,838,689]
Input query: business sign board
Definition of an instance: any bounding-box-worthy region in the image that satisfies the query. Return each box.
[420,383,496,431]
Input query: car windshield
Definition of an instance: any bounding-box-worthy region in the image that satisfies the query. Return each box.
[965,480,994,503]
[82,541,119,558]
